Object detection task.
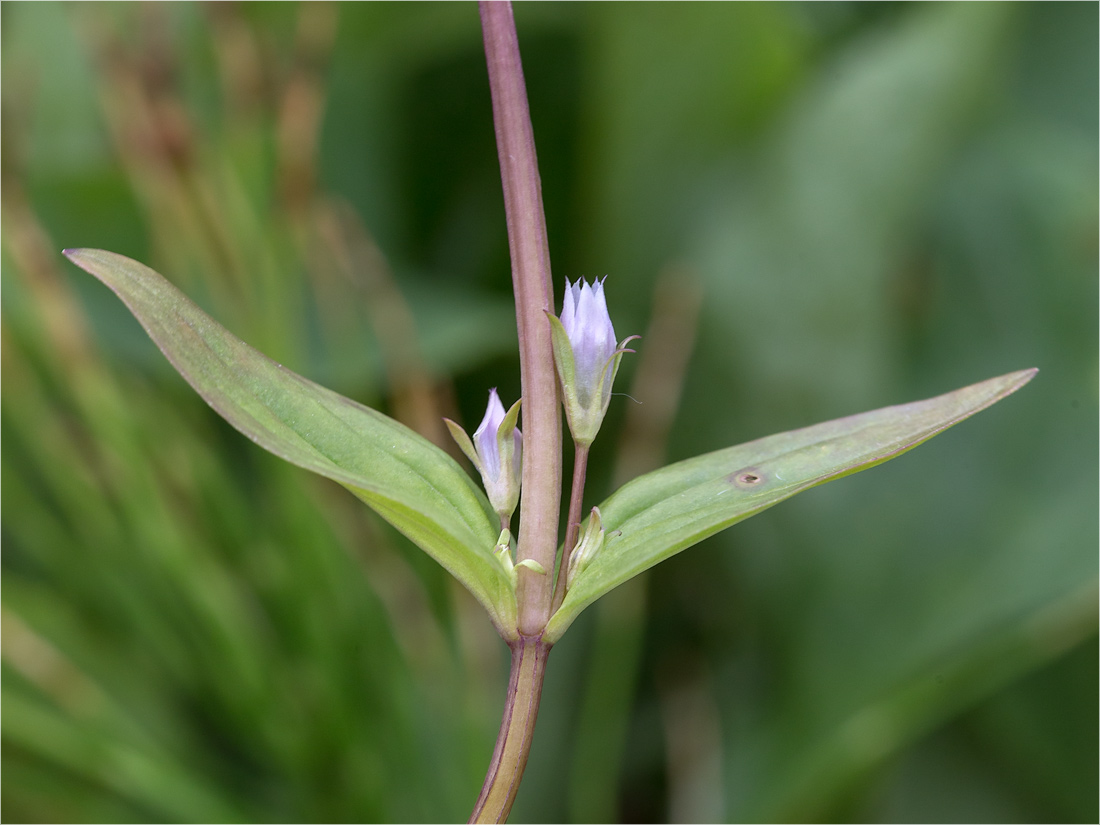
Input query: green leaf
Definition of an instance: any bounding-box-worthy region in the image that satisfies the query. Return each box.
[63,248,517,636]
[546,369,1036,642]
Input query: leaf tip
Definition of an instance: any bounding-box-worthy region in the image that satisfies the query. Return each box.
[1007,366,1039,393]
[61,248,97,270]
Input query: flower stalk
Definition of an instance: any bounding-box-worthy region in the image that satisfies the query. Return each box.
[551,443,590,614]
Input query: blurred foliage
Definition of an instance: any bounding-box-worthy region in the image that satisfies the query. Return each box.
[2,2,1095,822]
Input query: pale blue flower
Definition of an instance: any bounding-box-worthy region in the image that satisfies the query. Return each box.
[548,278,636,446]
[561,279,618,408]
[445,389,522,525]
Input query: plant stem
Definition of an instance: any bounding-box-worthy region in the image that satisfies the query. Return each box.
[474,5,560,820]
[469,637,551,824]
[551,443,589,614]
[479,0,561,637]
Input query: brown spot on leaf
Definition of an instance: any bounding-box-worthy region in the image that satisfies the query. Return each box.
[731,469,765,489]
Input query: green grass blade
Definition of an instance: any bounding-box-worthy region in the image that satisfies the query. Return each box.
[547,369,1036,641]
[63,248,516,635]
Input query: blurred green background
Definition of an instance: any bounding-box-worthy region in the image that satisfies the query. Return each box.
[2,2,1096,822]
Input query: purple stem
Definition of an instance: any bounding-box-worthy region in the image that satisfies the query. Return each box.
[471,3,563,821]
[480,1,561,638]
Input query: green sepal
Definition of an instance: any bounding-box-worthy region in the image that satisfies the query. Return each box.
[492,397,522,522]
[495,398,522,471]
[547,311,580,405]
[444,418,482,470]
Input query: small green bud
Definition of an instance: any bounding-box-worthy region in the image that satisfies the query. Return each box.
[567,506,605,590]
[493,528,513,567]
[490,527,545,587]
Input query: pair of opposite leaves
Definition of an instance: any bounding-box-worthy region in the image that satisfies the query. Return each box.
[64,248,1035,643]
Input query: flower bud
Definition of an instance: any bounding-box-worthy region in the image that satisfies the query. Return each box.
[491,528,546,588]
[444,389,522,525]
[566,506,605,590]
[548,278,637,446]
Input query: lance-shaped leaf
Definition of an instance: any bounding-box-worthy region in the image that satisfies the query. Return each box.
[546,369,1036,642]
[64,249,517,636]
